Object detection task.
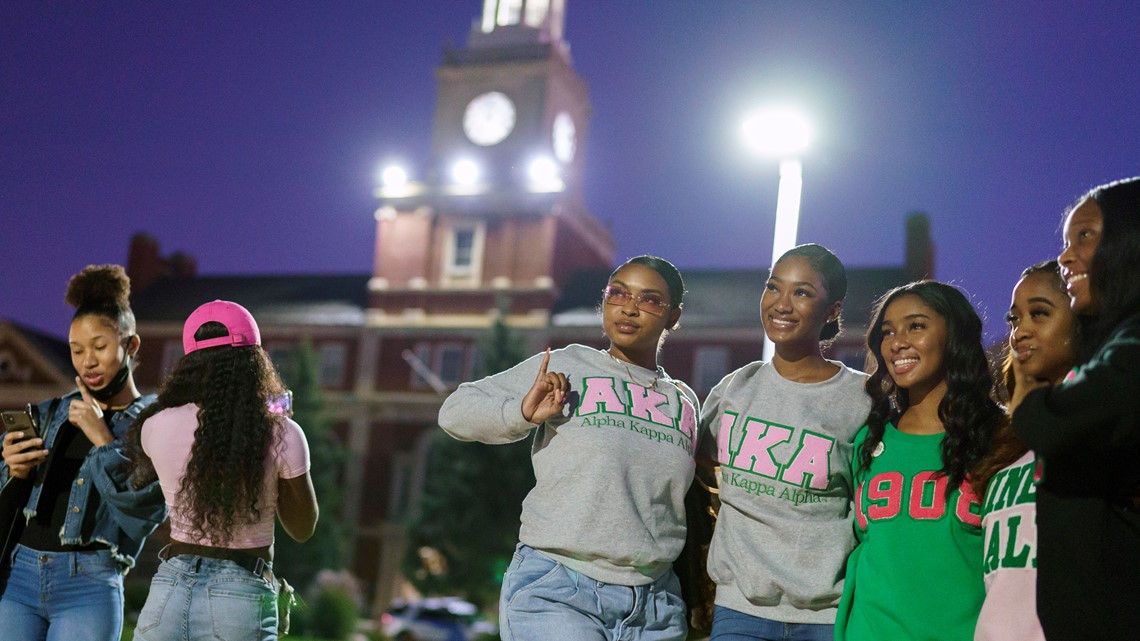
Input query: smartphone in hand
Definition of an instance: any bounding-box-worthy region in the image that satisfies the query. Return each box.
[1,405,39,441]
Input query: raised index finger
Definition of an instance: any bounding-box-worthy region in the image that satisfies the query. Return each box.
[534,348,551,381]
[75,376,96,405]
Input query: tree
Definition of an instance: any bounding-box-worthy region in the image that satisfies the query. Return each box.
[402,314,536,607]
[274,338,351,591]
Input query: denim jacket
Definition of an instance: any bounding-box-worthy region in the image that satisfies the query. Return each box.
[0,391,167,570]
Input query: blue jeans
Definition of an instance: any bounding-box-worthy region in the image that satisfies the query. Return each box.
[711,606,833,641]
[499,544,687,641]
[132,553,277,641]
[0,543,125,641]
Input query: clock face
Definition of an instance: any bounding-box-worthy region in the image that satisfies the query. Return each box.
[552,111,576,163]
[463,91,516,146]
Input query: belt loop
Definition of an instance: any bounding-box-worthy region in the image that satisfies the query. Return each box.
[253,556,269,578]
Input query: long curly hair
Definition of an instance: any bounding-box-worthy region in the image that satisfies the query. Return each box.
[128,321,286,544]
[858,281,1002,495]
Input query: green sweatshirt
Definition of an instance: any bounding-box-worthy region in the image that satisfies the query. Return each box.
[835,424,985,641]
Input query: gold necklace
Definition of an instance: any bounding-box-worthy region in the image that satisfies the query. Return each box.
[606,350,660,389]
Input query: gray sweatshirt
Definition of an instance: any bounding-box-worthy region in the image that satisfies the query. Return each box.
[699,360,871,623]
[438,344,699,585]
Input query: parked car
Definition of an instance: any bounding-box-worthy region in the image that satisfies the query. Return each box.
[380,597,497,641]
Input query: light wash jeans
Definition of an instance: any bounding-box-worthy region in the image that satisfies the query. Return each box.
[499,543,688,641]
[0,543,125,641]
[132,553,277,641]
[710,605,833,641]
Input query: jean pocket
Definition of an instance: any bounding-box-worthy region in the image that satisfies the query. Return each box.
[208,577,276,641]
[76,552,123,587]
[135,574,179,635]
[501,546,566,607]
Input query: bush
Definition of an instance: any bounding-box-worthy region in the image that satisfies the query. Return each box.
[305,585,358,640]
[123,580,151,624]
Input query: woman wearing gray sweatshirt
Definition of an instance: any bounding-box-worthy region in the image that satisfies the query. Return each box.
[439,256,698,641]
[698,245,872,641]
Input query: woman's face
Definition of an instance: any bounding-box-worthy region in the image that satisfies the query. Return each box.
[1008,271,1074,384]
[602,263,678,359]
[1059,198,1103,315]
[878,294,949,400]
[761,255,839,348]
[69,314,133,391]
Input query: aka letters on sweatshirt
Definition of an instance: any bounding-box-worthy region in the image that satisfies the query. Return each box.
[438,344,698,586]
[699,361,871,624]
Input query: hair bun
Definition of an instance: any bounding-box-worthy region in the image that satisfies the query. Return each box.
[65,264,131,310]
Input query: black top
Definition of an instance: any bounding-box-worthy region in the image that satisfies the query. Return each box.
[19,416,111,552]
[1013,314,1140,641]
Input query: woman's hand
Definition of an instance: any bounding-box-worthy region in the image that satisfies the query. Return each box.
[1008,356,1051,413]
[2,430,48,479]
[69,377,114,447]
[521,349,570,424]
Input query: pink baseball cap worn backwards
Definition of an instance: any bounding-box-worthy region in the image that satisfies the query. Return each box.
[182,300,261,355]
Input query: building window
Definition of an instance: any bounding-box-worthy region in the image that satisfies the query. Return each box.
[436,343,467,388]
[693,346,729,396]
[318,342,347,388]
[409,343,433,390]
[442,223,484,284]
[524,0,549,27]
[408,342,473,390]
[496,0,522,25]
[453,228,475,270]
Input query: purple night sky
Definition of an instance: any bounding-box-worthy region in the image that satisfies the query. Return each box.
[2,1,1138,345]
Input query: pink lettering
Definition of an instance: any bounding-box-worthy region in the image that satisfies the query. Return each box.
[855,481,868,530]
[781,433,834,490]
[578,378,626,415]
[732,420,792,478]
[867,471,903,521]
[909,471,948,520]
[628,385,672,426]
[955,478,982,528]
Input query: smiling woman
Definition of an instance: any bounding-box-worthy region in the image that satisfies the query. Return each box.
[438,255,699,641]
[836,280,1002,641]
[0,265,164,641]
[696,244,872,641]
[1011,177,1140,641]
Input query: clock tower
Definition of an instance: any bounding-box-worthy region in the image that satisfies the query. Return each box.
[370,0,613,329]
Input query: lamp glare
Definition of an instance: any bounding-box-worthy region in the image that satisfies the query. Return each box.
[452,159,479,185]
[528,157,559,183]
[381,165,408,188]
[743,107,812,157]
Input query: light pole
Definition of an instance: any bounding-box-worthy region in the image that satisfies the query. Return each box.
[742,106,812,361]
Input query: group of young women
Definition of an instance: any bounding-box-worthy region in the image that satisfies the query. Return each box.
[2,176,1136,641]
[0,267,317,641]
[440,175,1140,641]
